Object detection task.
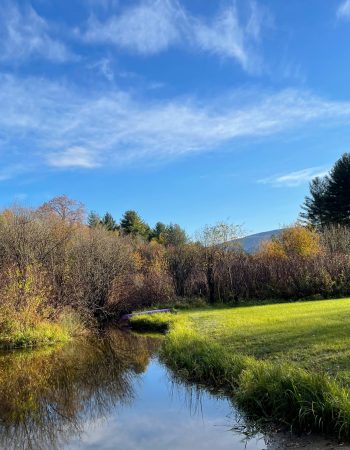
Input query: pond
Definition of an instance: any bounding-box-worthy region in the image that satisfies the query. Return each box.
[0,330,347,450]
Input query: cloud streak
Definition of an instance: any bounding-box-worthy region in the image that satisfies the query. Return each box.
[82,0,267,72]
[259,167,329,188]
[1,74,350,178]
[84,0,183,55]
[0,2,75,64]
[0,0,268,73]
[337,0,350,19]
[47,147,101,169]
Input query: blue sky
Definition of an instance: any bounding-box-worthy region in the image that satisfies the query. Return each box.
[1,0,350,235]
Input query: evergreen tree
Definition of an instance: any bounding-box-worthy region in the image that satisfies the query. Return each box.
[327,153,350,225]
[151,222,167,243]
[301,177,329,228]
[301,153,350,227]
[120,210,150,239]
[101,212,117,231]
[87,211,101,228]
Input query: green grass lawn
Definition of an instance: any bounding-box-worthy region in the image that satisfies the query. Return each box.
[183,299,350,380]
[130,298,350,437]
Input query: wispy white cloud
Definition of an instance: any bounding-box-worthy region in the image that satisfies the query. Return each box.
[0,2,75,63]
[1,74,350,179]
[88,58,115,81]
[193,1,269,72]
[47,147,101,169]
[259,167,329,188]
[84,0,183,55]
[246,1,266,41]
[193,5,250,70]
[337,0,350,19]
[82,0,267,72]
[0,163,31,181]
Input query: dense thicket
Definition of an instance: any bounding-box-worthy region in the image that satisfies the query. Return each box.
[2,196,350,331]
[0,198,175,325]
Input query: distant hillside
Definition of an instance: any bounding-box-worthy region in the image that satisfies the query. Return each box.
[234,229,283,253]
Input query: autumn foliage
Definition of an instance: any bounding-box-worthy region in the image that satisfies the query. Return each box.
[0,196,350,336]
[259,225,321,258]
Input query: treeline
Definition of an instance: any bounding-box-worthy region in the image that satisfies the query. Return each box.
[2,196,350,331]
[87,209,187,246]
[165,223,350,303]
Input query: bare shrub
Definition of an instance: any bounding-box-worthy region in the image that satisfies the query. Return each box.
[166,243,202,297]
[132,241,174,306]
[68,228,137,322]
[320,225,350,255]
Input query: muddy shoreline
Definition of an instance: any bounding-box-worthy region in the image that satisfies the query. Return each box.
[267,432,349,449]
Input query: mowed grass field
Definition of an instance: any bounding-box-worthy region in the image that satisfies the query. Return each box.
[184,299,350,380]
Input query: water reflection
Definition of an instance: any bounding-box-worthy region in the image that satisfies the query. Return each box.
[0,330,328,450]
[66,358,264,450]
[0,331,160,450]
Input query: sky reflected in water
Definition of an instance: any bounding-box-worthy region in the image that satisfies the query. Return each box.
[65,359,265,450]
[0,331,266,450]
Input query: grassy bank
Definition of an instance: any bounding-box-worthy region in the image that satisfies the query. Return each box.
[0,310,84,349]
[130,299,350,438]
[128,313,176,332]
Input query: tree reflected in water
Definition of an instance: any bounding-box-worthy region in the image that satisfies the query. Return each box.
[0,331,160,450]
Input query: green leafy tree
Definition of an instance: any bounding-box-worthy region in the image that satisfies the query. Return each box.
[301,153,350,227]
[163,224,188,247]
[120,210,150,239]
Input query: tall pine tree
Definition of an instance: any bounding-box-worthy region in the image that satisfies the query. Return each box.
[301,153,350,227]
[327,153,350,225]
[101,212,117,231]
[120,210,150,239]
[87,211,101,228]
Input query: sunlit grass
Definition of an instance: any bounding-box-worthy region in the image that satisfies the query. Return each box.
[185,299,350,378]
[0,322,70,349]
[131,298,350,437]
[0,309,84,349]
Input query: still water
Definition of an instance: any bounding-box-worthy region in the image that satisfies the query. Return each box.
[0,330,346,450]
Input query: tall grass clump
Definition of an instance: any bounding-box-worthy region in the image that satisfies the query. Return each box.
[236,361,350,436]
[133,312,350,439]
[130,313,176,332]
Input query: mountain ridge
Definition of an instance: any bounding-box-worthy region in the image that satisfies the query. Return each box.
[234,229,283,253]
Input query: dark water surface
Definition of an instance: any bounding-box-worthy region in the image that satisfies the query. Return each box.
[0,330,346,450]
